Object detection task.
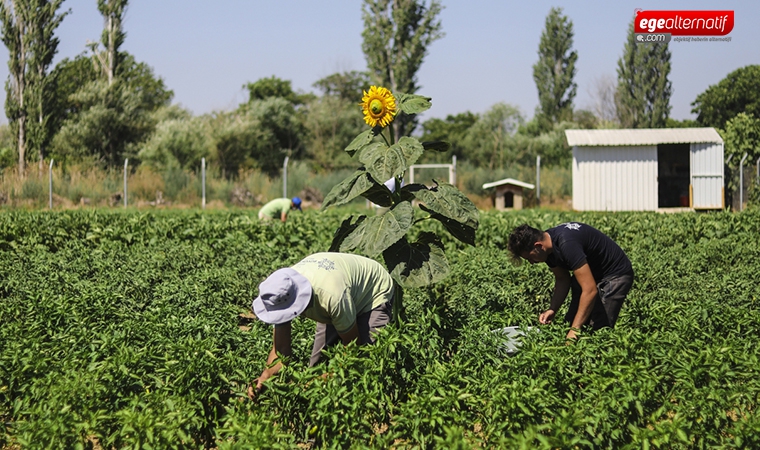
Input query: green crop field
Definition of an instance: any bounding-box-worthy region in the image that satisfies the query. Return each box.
[1,208,759,449]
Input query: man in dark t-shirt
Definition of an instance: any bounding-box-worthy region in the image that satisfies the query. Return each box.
[508,222,635,340]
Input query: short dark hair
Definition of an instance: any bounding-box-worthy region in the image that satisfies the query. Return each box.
[507,224,543,260]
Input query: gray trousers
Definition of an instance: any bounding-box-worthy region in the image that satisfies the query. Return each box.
[565,272,634,330]
[309,300,393,366]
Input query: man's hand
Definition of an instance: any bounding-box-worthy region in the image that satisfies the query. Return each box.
[565,328,579,342]
[247,377,266,400]
[539,309,556,324]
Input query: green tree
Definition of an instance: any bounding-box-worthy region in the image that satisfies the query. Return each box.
[1,0,68,175]
[419,111,477,163]
[206,111,260,179]
[51,79,156,165]
[361,0,443,138]
[49,55,172,166]
[240,96,305,176]
[25,0,68,172]
[691,65,760,129]
[47,0,170,168]
[1,0,29,175]
[313,70,371,102]
[244,75,308,105]
[532,7,577,124]
[462,103,523,169]
[302,95,365,171]
[137,106,209,170]
[89,0,127,85]
[722,113,760,163]
[48,53,170,130]
[616,18,672,128]
[721,113,760,207]
[46,54,98,132]
[0,123,14,169]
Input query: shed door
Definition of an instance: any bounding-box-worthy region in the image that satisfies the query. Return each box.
[657,144,690,207]
[691,143,724,209]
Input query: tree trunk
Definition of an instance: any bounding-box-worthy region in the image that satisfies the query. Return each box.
[17,115,25,176]
[16,10,26,177]
[106,15,114,85]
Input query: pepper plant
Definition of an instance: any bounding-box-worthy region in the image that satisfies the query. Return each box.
[321,86,479,292]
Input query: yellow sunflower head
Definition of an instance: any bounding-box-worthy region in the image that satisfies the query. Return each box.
[361,86,396,128]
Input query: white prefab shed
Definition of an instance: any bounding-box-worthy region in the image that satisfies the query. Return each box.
[565,128,724,211]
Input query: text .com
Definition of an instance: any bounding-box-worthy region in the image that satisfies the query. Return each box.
[635,34,670,43]
[634,10,734,36]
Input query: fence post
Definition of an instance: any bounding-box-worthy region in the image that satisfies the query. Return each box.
[756,156,759,183]
[201,157,206,209]
[123,159,128,208]
[739,153,748,211]
[536,155,541,205]
[283,156,289,198]
[451,155,457,186]
[48,159,54,209]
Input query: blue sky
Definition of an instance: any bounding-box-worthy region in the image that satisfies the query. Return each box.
[0,0,758,125]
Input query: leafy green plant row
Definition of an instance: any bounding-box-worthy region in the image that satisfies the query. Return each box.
[1,209,759,448]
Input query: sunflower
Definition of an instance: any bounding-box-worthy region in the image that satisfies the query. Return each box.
[361,86,396,128]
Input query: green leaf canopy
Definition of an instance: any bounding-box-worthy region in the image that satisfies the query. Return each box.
[344,129,378,157]
[359,137,424,183]
[340,202,414,256]
[397,93,432,115]
[329,216,367,252]
[321,169,392,209]
[383,232,449,288]
[404,181,479,245]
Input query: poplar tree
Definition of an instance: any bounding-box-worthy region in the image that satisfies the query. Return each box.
[1,0,31,175]
[361,0,443,138]
[27,0,68,171]
[616,18,672,128]
[0,0,66,175]
[532,7,577,124]
[89,0,127,85]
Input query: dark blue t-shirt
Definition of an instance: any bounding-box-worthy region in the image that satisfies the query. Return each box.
[545,222,633,282]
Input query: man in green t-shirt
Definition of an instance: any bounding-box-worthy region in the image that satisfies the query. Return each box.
[248,252,394,398]
[258,197,302,222]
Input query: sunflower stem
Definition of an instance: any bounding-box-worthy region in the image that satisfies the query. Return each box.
[379,129,391,147]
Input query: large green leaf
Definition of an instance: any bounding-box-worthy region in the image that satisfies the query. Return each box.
[344,129,377,157]
[361,180,394,207]
[383,233,449,288]
[418,205,477,246]
[329,216,366,252]
[410,180,479,229]
[340,201,414,256]
[321,169,376,209]
[422,140,451,152]
[359,141,406,183]
[398,137,425,167]
[409,181,479,246]
[397,183,427,203]
[396,93,432,115]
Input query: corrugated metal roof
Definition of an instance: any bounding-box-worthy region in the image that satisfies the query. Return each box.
[565,128,723,147]
[482,178,535,190]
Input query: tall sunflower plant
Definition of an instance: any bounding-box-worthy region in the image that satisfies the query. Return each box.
[321,86,479,293]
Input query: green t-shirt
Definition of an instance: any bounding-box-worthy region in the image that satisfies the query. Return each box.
[259,198,292,220]
[292,252,394,334]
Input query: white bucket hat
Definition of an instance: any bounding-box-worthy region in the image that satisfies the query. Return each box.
[252,268,312,324]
